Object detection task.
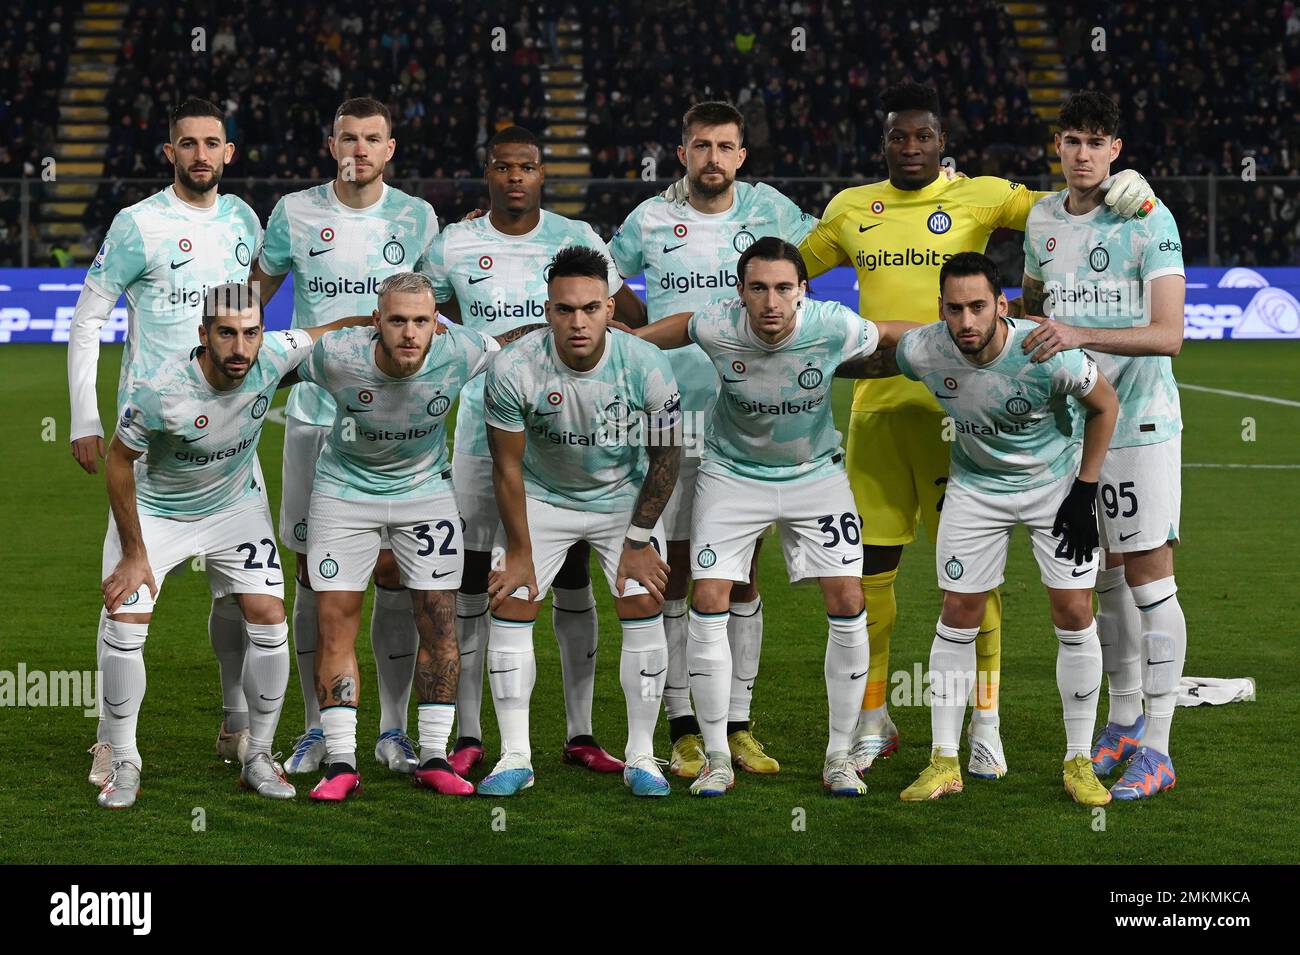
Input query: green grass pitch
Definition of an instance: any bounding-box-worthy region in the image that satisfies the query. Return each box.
[1,341,1295,864]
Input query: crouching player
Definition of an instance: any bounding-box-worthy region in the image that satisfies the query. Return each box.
[636,237,912,796]
[298,272,538,801]
[895,253,1119,806]
[484,247,682,798]
[97,283,365,808]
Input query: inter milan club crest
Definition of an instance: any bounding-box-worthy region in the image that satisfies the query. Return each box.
[697,547,717,568]
[798,366,823,389]
[294,521,308,543]
[318,557,339,579]
[427,394,451,417]
[235,240,251,266]
[944,555,964,580]
[251,395,269,419]
[1089,245,1110,272]
[733,229,755,253]
[927,209,952,234]
[383,237,405,265]
[1005,394,1031,416]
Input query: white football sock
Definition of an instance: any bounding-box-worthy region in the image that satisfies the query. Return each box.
[209,596,248,732]
[242,620,290,759]
[371,584,417,734]
[1096,566,1144,726]
[95,606,109,743]
[101,619,149,766]
[291,582,321,731]
[320,706,358,768]
[418,703,456,764]
[825,612,869,755]
[661,597,692,719]
[687,609,731,755]
[487,616,537,760]
[620,614,667,759]
[454,591,490,741]
[1056,620,1103,759]
[930,621,978,757]
[1132,577,1187,756]
[727,597,763,722]
[552,584,597,741]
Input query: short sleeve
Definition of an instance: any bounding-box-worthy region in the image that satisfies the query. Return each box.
[261,329,314,377]
[768,185,817,245]
[639,345,681,433]
[458,326,501,379]
[833,302,878,361]
[1049,348,1099,398]
[607,203,646,278]
[257,199,292,277]
[414,230,454,302]
[296,335,332,388]
[1022,218,1044,281]
[483,358,526,432]
[116,382,163,451]
[85,211,146,300]
[894,327,921,381]
[798,189,852,278]
[1139,211,1185,281]
[686,301,724,348]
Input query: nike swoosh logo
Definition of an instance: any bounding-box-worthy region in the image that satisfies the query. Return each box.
[388,652,415,660]
[745,683,754,691]
[1039,257,1054,266]
[722,376,746,383]
[468,275,491,284]
[259,693,285,702]
[586,649,597,658]
[932,693,948,700]
[662,243,686,253]
[1119,531,1140,541]
[104,696,129,707]
[1073,685,1100,700]
[534,410,560,417]
[850,670,868,680]
[344,405,372,413]
[688,671,707,677]
[431,570,455,579]
[170,258,193,269]
[265,578,282,586]
[308,248,331,257]
[460,648,478,656]
[841,555,858,565]
[639,668,666,677]
[180,434,204,443]
[296,650,314,656]
[934,392,957,399]
[1071,568,1091,577]
[489,667,519,674]
[858,223,881,233]
[1147,658,1174,666]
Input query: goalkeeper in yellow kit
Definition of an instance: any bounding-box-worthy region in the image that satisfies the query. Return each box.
[797,82,1156,778]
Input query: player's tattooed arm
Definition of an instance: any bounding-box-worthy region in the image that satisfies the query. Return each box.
[628,442,681,536]
[633,311,693,350]
[1013,275,1048,319]
[101,437,158,612]
[412,590,459,704]
[613,285,648,328]
[835,347,899,379]
[492,323,548,346]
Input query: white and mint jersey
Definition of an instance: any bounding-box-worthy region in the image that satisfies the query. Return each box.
[484,330,680,513]
[417,209,621,460]
[258,181,439,427]
[1024,191,1184,447]
[896,318,1099,494]
[85,186,262,418]
[116,329,313,518]
[296,324,496,501]
[608,181,817,423]
[689,297,877,483]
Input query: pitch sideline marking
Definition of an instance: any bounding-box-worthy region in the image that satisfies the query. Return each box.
[1184,463,1300,469]
[1179,383,1300,408]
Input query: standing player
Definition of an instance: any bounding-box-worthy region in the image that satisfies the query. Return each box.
[68,98,263,785]
[634,237,913,796]
[96,284,364,808]
[608,102,817,779]
[892,253,1118,806]
[797,82,1156,778]
[1017,92,1187,800]
[482,247,681,798]
[248,97,441,776]
[418,126,628,777]
[295,273,538,801]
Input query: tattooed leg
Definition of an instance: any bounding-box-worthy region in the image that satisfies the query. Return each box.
[412,589,459,704]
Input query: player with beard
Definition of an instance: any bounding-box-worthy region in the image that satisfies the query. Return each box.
[608,102,816,779]
[417,126,627,778]
[69,98,263,787]
[248,97,441,778]
[797,82,1157,780]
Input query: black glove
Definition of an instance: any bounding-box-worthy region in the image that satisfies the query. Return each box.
[1052,478,1099,566]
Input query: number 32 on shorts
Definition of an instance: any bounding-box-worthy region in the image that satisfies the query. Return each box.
[816,513,862,548]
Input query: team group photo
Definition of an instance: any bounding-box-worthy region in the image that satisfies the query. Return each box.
[2,0,1295,891]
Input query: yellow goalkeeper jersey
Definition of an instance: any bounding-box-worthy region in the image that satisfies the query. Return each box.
[799,175,1050,413]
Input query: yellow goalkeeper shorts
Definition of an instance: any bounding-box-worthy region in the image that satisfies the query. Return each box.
[846,409,951,547]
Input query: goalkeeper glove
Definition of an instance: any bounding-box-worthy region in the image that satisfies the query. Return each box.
[1052,477,1100,566]
[1101,169,1157,219]
[660,177,689,205]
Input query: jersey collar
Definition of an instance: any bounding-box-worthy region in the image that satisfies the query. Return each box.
[163,184,220,219]
[485,210,546,241]
[329,180,389,215]
[882,174,950,203]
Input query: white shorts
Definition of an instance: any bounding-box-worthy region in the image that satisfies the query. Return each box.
[307,491,464,591]
[660,452,700,542]
[452,450,499,552]
[690,468,864,584]
[280,417,328,553]
[493,497,665,601]
[102,498,285,614]
[1098,435,1181,553]
[937,475,1099,593]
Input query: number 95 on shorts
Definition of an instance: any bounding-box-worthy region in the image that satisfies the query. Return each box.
[307,492,464,591]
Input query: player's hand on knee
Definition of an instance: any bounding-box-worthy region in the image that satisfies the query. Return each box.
[102,555,157,613]
[488,557,538,609]
[71,435,105,474]
[617,543,669,602]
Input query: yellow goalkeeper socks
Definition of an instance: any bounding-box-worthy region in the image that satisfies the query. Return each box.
[860,569,898,716]
[973,587,1002,724]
